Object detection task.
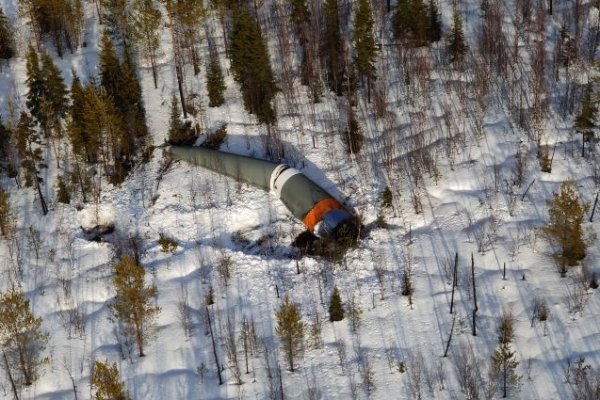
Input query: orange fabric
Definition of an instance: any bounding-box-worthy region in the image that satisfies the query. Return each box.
[303,198,345,232]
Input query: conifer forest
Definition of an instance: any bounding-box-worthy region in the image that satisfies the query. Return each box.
[1,0,600,398]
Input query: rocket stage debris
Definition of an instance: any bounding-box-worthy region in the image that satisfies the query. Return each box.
[166,145,360,252]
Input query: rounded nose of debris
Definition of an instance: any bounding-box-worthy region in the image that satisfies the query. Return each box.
[315,209,359,242]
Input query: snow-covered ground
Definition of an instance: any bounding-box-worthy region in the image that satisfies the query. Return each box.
[1,0,600,399]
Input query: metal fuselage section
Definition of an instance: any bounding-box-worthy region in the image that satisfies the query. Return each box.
[167,145,357,239]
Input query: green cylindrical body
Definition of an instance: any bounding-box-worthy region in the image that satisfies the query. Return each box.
[168,145,277,191]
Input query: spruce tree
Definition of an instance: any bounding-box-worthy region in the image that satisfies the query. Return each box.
[100,90,130,184]
[329,286,344,322]
[91,360,130,400]
[0,7,14,63]
[275,294,304,372]
[119,48,149,140]
[14,112,42,188]
[343,108,364,154]
[40,52,68,134]
[427,0,442,43]
[544,180,589,274]
[447,8,467,64]
[99,31,122,103]
[25,46,47,132]
[167,93,194,144]
[67,75,87,159]
[352,0,378,100]
[56,175,70,204]
[80,83,105,163]
[289,0,313,85]
[574,84,597,157]
[392,0,428,46]
[322,0,345,95]
[0,116,15,180]
[98,32,149,179]
[109,256,160,357]
[229,5,277,125]
[0,287,49,386]
[206,50,225,107]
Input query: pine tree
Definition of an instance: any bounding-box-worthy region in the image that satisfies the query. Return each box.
[0,7,15,63]
[0,287,49,386]
[352,0,378,100]
[91,360,130,400]
[447,8,467,64]
[168,0,205,75]
[427,0,442,42]
[100,0,130,45]
[322,0,345,95]
[131,0,162,88]
[109,256,160,357]
[18,0,83,56]
[574,84,597,157]
[490,311,521,398]
[544,180,589,274]
[275,294,304,372]
[206,50,225,107]
[229,5,277,125]
[328,286,344,321]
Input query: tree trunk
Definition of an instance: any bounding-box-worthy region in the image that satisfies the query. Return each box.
[471,253,478,336]
[450,252,458,313]
[150,51,158,89]
[3,349,19,400]
[207,307,223,385]
[443,315,456,357]
[36,180,48,215]
[175,63,187,119]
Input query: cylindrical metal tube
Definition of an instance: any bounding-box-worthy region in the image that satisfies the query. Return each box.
[167,145,358,239]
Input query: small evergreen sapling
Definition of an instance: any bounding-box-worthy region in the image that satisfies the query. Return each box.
[490,311,521,398]
[329,286,344,322]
